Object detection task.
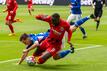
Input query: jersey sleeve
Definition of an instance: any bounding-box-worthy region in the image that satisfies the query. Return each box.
[13,0,18,12]
[72,1,81,9]
[35,14,51,23]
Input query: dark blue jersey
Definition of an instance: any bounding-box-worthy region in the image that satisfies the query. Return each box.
[70,0,82,14]
[26,32,49,49]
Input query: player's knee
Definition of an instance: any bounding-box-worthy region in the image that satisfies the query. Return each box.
[37,51,52,64]
[5,21,9,25]
[53,54,60,60]
[5,21,11,25]
[37,57,45,64]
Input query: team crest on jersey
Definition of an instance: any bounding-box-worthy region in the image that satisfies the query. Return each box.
[60,27,64,32]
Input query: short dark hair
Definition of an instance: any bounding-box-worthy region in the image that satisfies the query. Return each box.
[20,33,29,41]
[51,13,60,19]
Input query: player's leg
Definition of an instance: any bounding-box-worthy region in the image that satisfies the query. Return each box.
[70,14,94,32]
[37,50,52,64]
[31,6,34,11]
[37,43,62,64]
[28,5,32,15]
[96,9,103,31]
[33,48,47,64]
[79,26,87,39]
[28,9,31,15]
[76,15,87,39]
[53,50,71,60]
[5,14,15,36]
[53,44,74,60]
[67,14,75,23]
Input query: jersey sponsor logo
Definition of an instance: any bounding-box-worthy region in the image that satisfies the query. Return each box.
[60,27,64,32]
[81,0,92,5]
[32,0,54,6]
[50,48,55,52]
[51,28,61,35]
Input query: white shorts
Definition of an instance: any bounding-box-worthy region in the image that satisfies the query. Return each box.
[67,14,82,23]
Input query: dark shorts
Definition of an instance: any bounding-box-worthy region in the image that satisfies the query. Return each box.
[94,8,103,18]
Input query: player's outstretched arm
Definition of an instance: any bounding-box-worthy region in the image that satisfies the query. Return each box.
[3,9,8,13]
[18,52,28,65]
[22,41,39,55]
[35,14,50,22]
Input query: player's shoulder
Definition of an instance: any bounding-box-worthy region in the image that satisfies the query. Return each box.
[60,19,69,24]
[60,19,70,27]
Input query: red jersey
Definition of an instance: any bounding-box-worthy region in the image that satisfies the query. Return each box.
[28,0,32,5]
[36,15,72,42]
[6,0,18,12]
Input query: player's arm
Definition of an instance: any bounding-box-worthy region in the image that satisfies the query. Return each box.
[35,14,51,22]
[18,41,39,64]
[23,41,39,53]
[18,51,28,64]
[64,22,73,46]
[13,1,18,13]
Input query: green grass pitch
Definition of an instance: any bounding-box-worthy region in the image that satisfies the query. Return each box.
[0,5,107,71]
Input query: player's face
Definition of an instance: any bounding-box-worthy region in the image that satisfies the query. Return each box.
[21,38,32,45]
[52,17,60,26]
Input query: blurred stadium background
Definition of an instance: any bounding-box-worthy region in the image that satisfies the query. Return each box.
[0,0,107,71]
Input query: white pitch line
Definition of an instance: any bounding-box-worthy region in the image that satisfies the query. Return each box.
[0,59,19,64]
[0,45,103,64]
[75,45,103,51]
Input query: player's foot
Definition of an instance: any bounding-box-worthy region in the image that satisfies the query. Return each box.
[70,46,74,53]
[16,18,22,23]
[83,35,87,39]
[90,14,95,19]
[31,9,34,11]
[8,33,15,36]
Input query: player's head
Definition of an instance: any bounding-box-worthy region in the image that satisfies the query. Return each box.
[51,13,60,26]
[20,33,32,45]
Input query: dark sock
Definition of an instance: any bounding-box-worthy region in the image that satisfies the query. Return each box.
[79,27,86,36]
[96,20,100,31]
[59,50,71,58]
[8,24,14,33]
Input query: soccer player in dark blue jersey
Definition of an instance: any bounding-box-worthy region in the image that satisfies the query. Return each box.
[18,31,73,64]
[67,0,87,39]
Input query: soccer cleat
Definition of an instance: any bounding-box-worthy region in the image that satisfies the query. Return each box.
[70,46,74,53]
[16,18,23,23]
[83,35,87,39]
[90,14,95,19]
[8,33,15,36]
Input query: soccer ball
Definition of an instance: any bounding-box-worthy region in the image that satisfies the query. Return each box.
[26,56,36,66]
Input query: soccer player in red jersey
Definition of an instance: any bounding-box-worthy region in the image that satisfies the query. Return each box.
[22,13,94,64]
[3,0,20,36]
[25,0,34,15]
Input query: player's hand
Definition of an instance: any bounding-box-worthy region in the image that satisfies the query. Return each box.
[16,62,20,65]
[67,41,73,47]
[3,10,7,13]
[23,49,29,53]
